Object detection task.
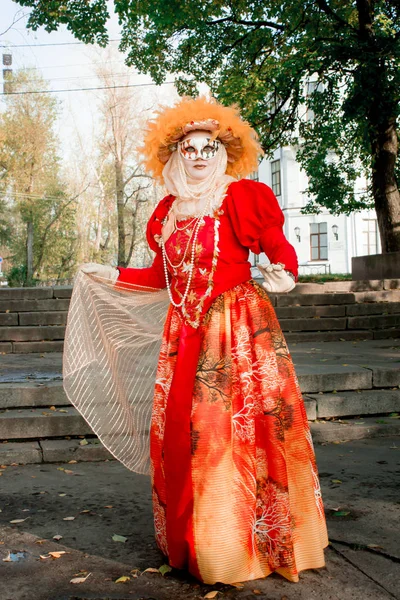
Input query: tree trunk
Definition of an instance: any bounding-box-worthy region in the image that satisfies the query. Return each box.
[371,117,400,253]
[26,221,34,282]
[115,159,126,266]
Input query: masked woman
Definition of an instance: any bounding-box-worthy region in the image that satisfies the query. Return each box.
[66,96,328,585]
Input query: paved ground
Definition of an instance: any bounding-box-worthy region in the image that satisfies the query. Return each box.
[0,436,399,600]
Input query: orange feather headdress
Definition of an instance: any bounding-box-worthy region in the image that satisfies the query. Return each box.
[139,96,263,182]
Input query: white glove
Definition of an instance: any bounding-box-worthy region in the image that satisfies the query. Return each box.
[257,263,296,293]
[80,263,119,283]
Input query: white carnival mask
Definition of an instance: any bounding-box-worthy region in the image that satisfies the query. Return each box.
[178,136,221,161]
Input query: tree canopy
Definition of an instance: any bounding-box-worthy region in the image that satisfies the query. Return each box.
[14,0,400,252]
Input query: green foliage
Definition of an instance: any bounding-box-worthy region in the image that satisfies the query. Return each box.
[298,273,352,283]
[14,1,400,221]
[0,69,78,283]
[6,265,38,288]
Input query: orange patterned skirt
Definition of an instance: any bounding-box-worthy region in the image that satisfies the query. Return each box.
[150,281,328,584]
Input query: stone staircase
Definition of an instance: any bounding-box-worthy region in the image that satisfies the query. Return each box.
[0,338,399,465]
[0,281,399,465]
[1,281,400,352]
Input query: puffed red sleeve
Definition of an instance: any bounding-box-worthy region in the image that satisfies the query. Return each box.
[226,179,298,278]
[116,195,174,290]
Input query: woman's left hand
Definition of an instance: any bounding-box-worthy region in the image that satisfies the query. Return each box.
[257,263,296,293]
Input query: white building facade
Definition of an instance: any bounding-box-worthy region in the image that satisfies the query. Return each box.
[254,146,380,275]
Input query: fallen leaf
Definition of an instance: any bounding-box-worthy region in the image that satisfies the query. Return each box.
[48,551,66,559]
[34,540,47,545]
[333,510,350,517]
[159,564,172,576]
[9,518,28,524]
[230,582,244,588]
[252,591,262,595]
[142,567,160,574]
[53,535,63,541]
[70,573,91,584]
[331,479,342,484]
[49,406,56,411]
[40,554,51,560]
[63,470,74,475]
[79,439,89,446]
[130,568,140,577]
[367,544,384,549]
[58,493,67,497]
[104,505,113,509]
[204,592,219,599]
[80,510,90,514]
[68,460,78,464]
[112,534,127,543]
[2,552,12,562]
[63,516,75,521]
[115,575,130,583]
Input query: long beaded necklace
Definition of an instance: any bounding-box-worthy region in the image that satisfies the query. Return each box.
[160,190,214,309]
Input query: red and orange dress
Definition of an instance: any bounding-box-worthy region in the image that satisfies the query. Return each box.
[117,178,328,584]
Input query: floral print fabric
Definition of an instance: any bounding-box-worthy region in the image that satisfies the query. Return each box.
[150,281,328,584]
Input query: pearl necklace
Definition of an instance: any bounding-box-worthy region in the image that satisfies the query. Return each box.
[161,191,214,309]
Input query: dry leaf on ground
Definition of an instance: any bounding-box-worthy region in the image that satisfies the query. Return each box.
[48,551,67,559]
[70,573,91,584]
[9,518,29,524]
[115,575,130,583]
[204,592,219,599]
[142,567,160,574]
[53,535,63,541]
[159,564,172,576]
[63,516,75,521]
[2,552,12,562]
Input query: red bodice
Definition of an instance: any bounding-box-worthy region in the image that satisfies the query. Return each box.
[117,179,298,326]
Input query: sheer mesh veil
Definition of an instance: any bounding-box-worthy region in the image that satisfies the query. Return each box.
[63,271,169,474]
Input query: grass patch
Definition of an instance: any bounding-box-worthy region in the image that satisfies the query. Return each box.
[298,273,352,283]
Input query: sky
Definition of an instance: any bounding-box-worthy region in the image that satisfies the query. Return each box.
[0,0,179,160]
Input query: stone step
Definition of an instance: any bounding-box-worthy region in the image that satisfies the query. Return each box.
[0,381,66,409]
[348,314,400,330]
[310,415,400,443]
[276,305,347,319]
[0,407,91,440]
[281,317,347,332]
[307,389,400,419]
[19,311,68,326]
[271,292,356,306]
[0,438,113,465]
[0,286,72,299]
[0,326,65,342]
[285,330,374,343]
[0,298,70,313]
[346,302,400,316]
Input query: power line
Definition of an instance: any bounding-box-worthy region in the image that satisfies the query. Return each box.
[0,39,121,48]
[0,80,175,96]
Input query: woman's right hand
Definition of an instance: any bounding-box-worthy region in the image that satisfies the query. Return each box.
[80,263,119,283]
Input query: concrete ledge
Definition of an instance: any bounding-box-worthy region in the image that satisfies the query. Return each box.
[0,326,65,342]
[352,252,400,280]
[40,438,113,463]
[281,317,347,332]
[311,416,400,443]
[348,314,400,330]
[303,397,317,420]
[0,288,53,299]
[346,302,400,316]
[53,286,73,298]
[19,312,68,326]
[285,330,373,343]
[0,381,67,409]
[0,407,91,439]
[373,367,400,388]
[13,341,64,353]
[276,305,346,319]
[372,328,400,340]
[0,343,13,353]
[309,389,400,418]
[276,293,356,306]
[0,313,18,326]
[0,440,42,464]
[0,299,70,313]
[297,367,372,394]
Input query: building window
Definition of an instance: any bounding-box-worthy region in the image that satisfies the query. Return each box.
[363,219,378,255]
[306,80,323,122]
[248,170,259,181]
[271,160,281,196]
[310,222,328,260]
